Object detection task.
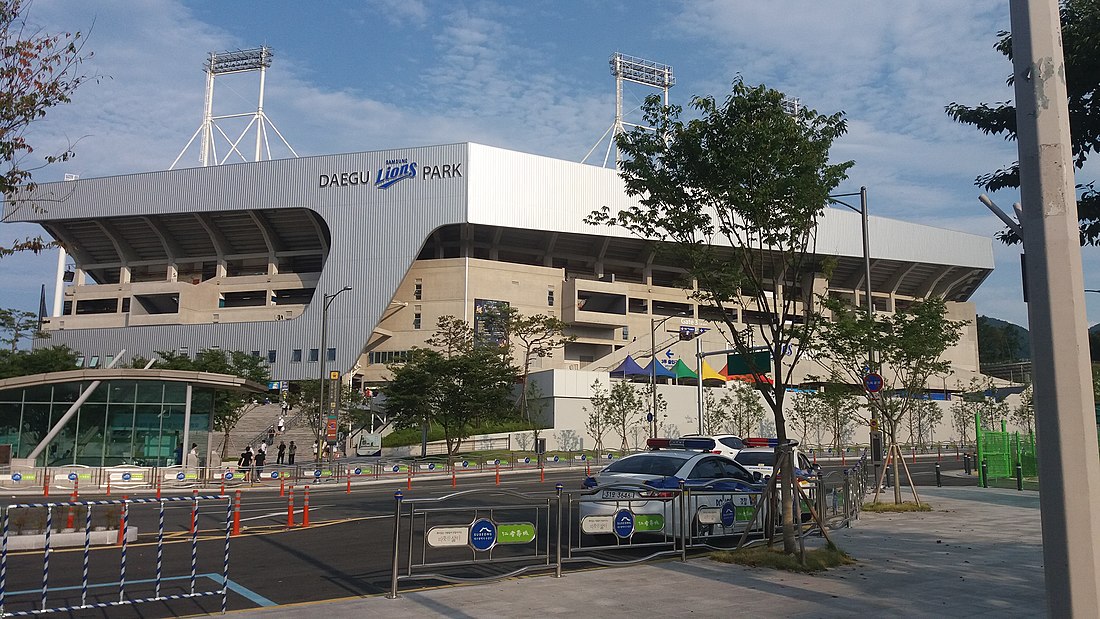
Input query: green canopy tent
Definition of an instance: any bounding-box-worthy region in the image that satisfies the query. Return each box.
[671,359,698,385]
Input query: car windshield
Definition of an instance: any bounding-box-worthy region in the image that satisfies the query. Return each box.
[604,454,689,477]
[735,452,775,467]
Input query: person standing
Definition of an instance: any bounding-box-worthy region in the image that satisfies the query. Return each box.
[288,440,297,465]
[186,443,200,468]
[277,441,286,465]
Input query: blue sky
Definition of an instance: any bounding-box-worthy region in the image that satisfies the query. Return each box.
[3,0,1099,329]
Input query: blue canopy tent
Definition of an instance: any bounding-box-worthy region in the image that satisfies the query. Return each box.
[610,355,649,378]
[642,359,677,381]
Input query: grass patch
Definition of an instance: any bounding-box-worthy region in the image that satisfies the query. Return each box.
[862,501,932,513]
[711,542,855,573]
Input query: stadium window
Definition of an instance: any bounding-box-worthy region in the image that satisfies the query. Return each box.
[268,350,277,363]
[414,279,423,301]
[309,348,319,363]
[292,349,302,363]
[413,312,422,330]
[548,288,555,307]
[251,351,261,357]
[622,326,630,340]
[327,347,336,362]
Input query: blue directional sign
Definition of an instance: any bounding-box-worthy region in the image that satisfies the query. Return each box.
[271,471,280,479]
[177,472,186,481]
[392,465,401,472]
[122,472,132,481]
[721,502,736,527]
[863,372,884,393]
[313,469,322,477]
[68,472,77,481]
[469,518,497,551]
[551,456,559,462]
[224,472,234,480]
[428,463,436,470]
[461,460,469,468]
[522,457,530,464]
[613,509,635,539]
[354,467,362,475]
[11,473,21,482]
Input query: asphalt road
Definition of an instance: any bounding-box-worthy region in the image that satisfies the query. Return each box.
[2,457,977,617]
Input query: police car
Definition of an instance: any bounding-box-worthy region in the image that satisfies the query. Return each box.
[733,439,820,520]
[577,437,766,538]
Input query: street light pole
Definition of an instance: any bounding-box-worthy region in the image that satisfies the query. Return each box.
[316,286,352,462]
[649,313,685,439]
[828,187,880,466]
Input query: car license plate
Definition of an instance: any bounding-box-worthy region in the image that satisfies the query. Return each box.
[602,490,636,500]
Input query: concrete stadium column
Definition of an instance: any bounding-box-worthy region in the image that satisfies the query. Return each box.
[52,247,66,317]
[1010,1,1100,616]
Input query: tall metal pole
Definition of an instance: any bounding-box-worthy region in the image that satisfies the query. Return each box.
[650,317,658,439]
[316,286,351,463]
[316,295,329,463]
[695,337,704,434]
[1012,1,1100,615]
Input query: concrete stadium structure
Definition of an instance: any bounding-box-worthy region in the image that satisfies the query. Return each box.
[5,143,997,443]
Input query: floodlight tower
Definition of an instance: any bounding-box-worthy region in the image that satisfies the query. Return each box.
[583,52,675,168]
[172,46,299,169]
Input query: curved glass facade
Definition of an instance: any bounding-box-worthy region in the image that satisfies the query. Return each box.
[0,380,214,467]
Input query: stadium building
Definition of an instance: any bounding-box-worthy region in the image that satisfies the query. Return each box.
[5,143,995,442]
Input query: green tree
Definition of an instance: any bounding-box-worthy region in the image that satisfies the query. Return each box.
[906,399,943,449]
[385,346,516,456]
[815,297,965,504]
[508,312,574,422]
[2,0,93,256]
[787,392,824,448]
[143,349,270,459]
[1010,383,1035,436]
[587,379,644,452]
[285,378,368,454]
[716,380,767,438]
[945,0,1100,244]
[0,307,44,350]
[976,316,1022,364]
[0,343,77,378]
[589,79,852,553]
[583,380,612,453]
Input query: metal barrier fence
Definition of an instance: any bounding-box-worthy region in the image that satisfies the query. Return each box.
[386,487,558,597]
[1,451,614,495]
[384,472,864,598]
[0,494,231,617]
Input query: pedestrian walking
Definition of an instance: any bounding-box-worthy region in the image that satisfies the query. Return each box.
[255,445,266,476]
[277,440,286,464]
[277,416,285,433]
[288,440,297,465]
[238,445,254,481]
[267,426,276,446]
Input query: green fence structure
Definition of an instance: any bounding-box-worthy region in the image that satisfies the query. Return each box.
[975,413,1038,489]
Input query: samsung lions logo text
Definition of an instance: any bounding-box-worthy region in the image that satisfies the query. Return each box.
[374,158,417,189]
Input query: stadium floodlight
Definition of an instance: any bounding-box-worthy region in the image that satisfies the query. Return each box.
[173,45,297,168]
[609,53,675,89]
[206,47,273,75]
[583,52,676,168]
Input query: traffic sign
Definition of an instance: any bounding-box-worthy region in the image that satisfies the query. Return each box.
[68,472,77,481]
[177,472,186,481]
[613,509,635,538]
[863,372,884,393]
[469,518,497,551]
[271,471,280,479]
[721,502,736,527]
[122,472,132,481]
[329,371,340,380]
[11,473,21,482]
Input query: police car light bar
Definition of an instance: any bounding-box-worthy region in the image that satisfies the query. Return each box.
[646,437,717,451]
[744,437,779,448]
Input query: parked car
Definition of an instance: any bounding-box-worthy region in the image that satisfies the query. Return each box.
[681,434,746,458]
[578,438,765,538]
[734,446,819,521]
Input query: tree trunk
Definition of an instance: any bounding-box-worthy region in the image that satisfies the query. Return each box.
[889,424,902,505]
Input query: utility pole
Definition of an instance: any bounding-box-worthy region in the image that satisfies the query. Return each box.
[1010,1,1100,615]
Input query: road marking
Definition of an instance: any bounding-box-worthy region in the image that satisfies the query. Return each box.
[4,573,277,607]
[240,506,324,522]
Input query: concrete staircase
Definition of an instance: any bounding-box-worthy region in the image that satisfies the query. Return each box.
[222,403,318,461]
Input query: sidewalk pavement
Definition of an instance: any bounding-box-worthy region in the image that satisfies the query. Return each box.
[227,487,1045,618]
